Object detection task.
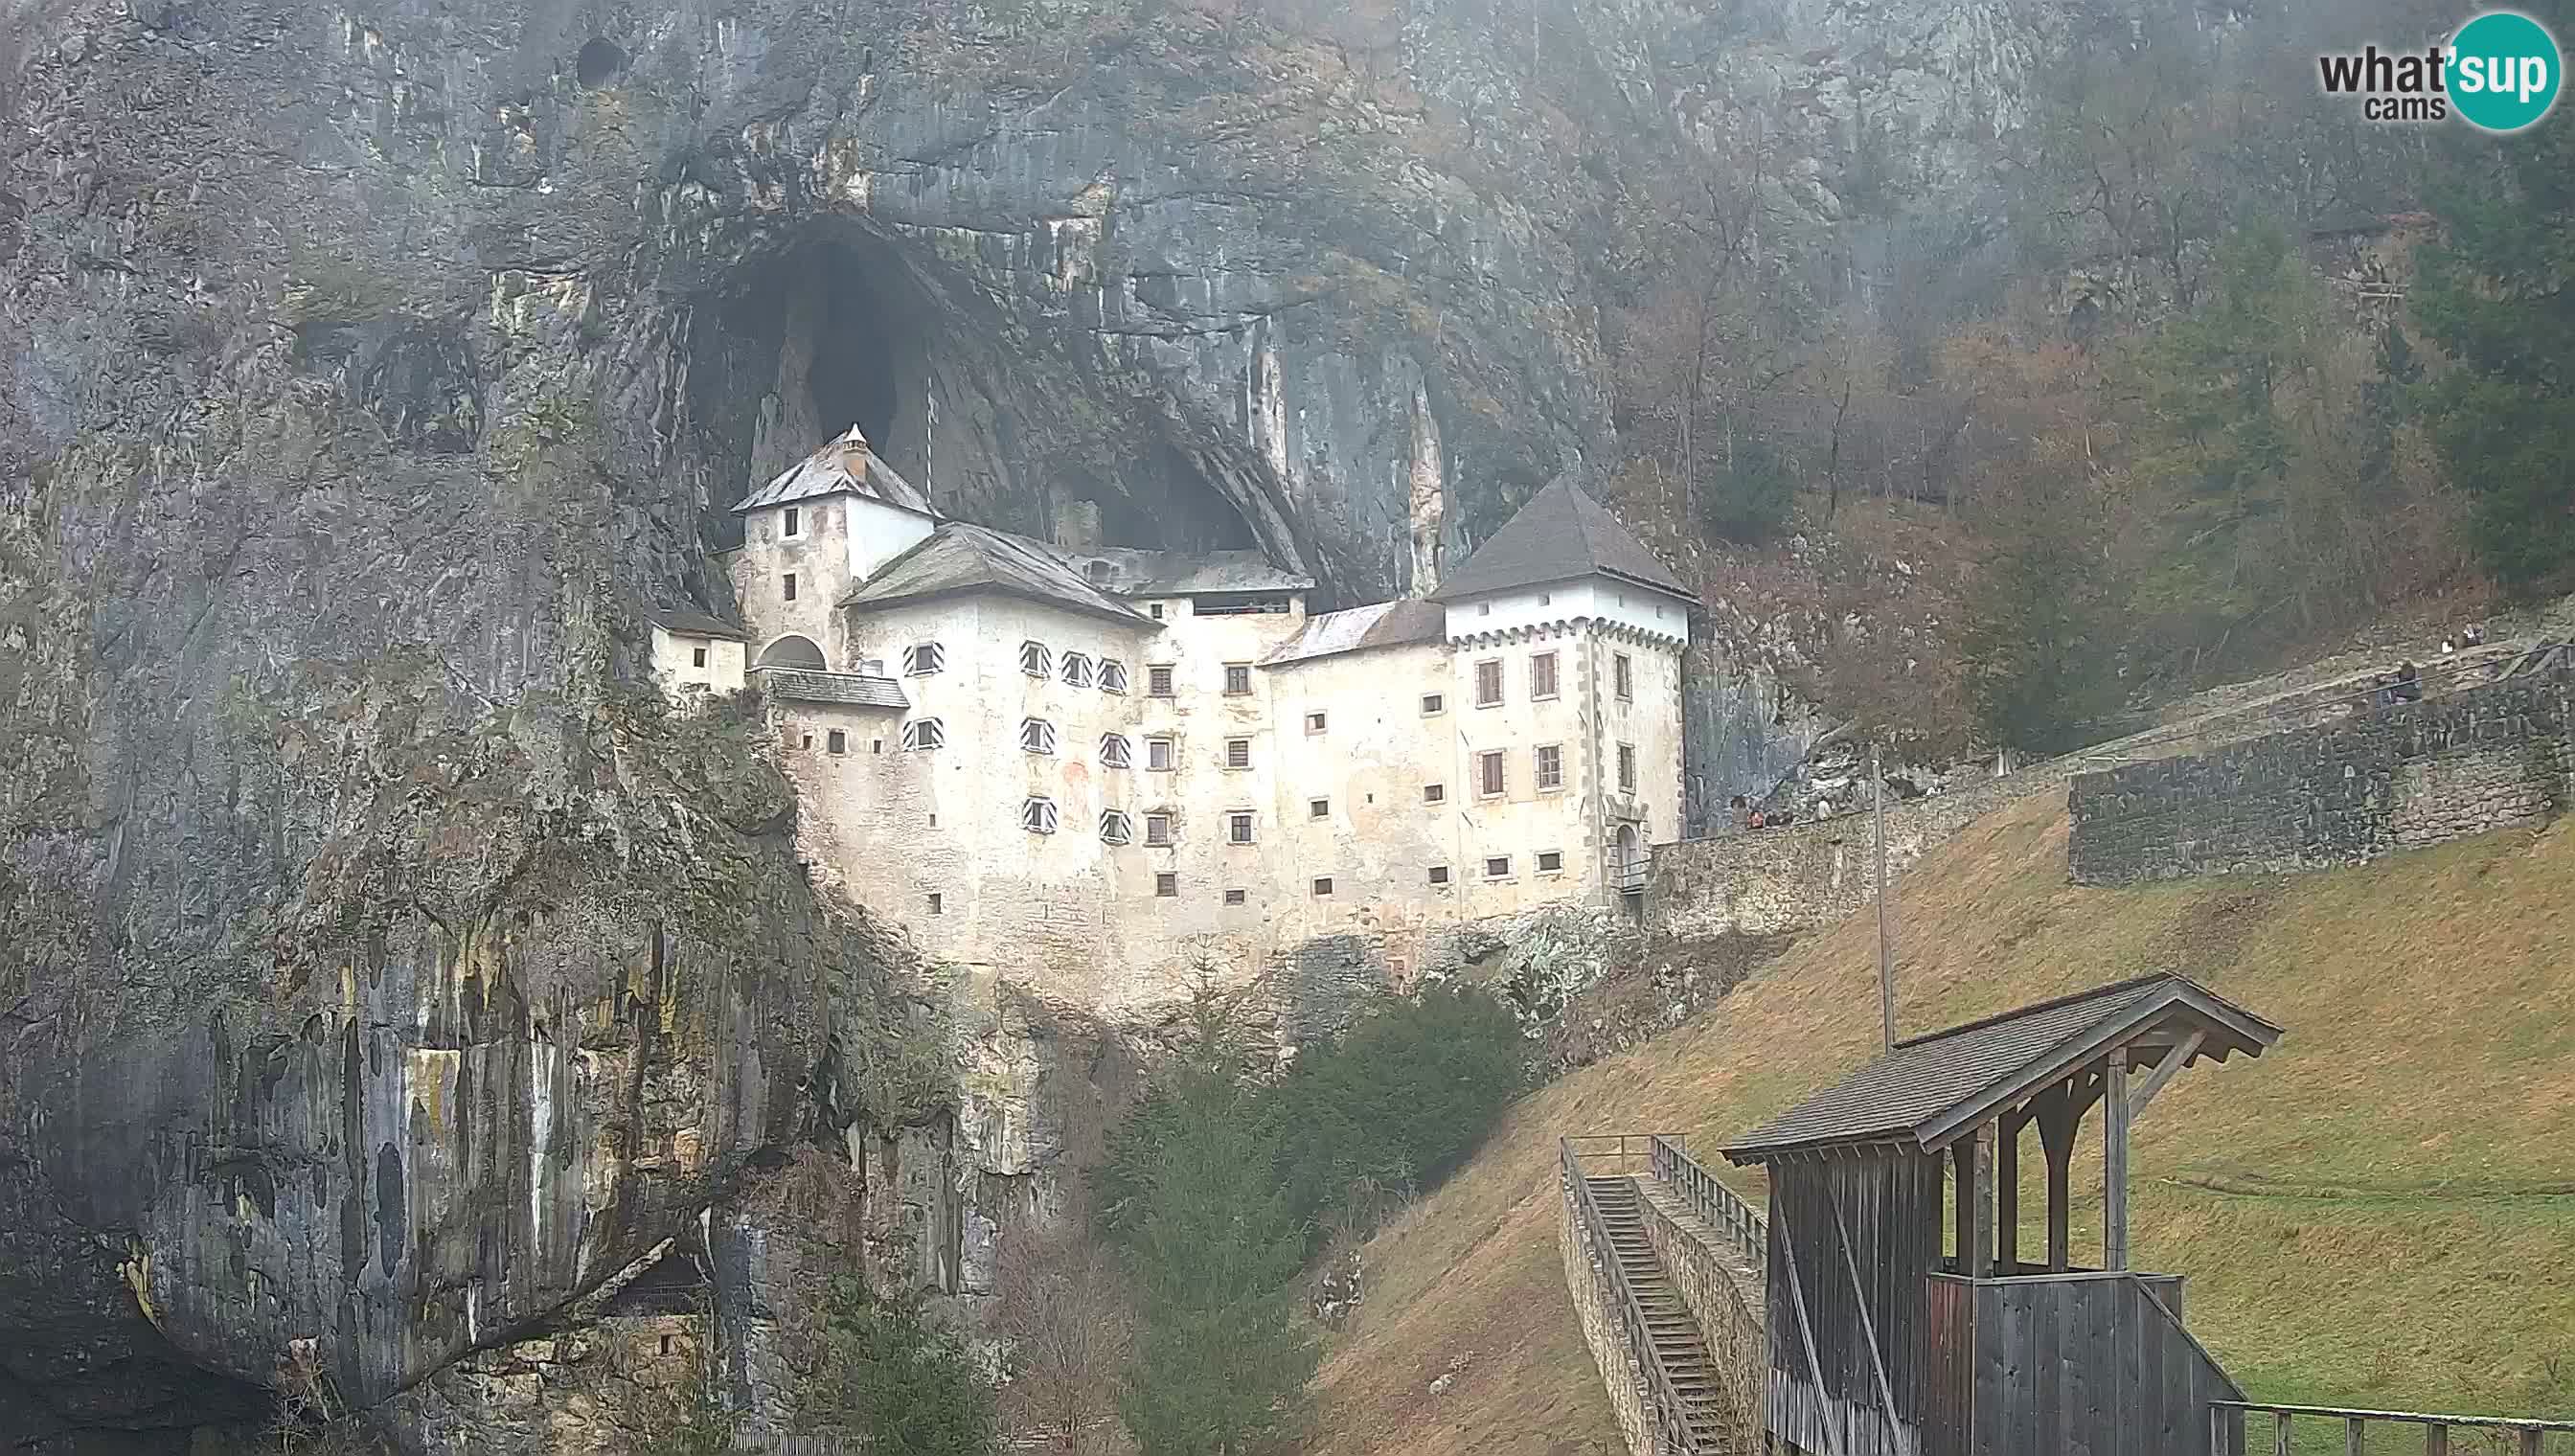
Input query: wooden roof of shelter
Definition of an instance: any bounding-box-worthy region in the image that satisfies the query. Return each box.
[1720,974,2280,1165]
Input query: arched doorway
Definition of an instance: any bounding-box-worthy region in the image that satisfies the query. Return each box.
[756,634,827,670]
[1614,823,1640,877]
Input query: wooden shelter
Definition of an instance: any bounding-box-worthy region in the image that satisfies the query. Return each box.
[1720,973,2282,1456]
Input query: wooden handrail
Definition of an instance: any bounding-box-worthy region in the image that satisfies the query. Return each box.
[1647,1133,1767,1270]
[1561,1138,1707,1455]
[2214,1399,2573,1456]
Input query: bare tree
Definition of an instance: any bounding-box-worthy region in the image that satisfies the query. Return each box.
[992,1203,1138,1453]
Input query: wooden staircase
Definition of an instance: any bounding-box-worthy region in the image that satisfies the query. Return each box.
[1585,1174,1738,1451]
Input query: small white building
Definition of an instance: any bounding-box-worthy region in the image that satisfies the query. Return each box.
[645,605,749,701]
[706,427,1693,1019]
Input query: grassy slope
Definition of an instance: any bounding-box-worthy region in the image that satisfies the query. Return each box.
[1311,793,2575,1455]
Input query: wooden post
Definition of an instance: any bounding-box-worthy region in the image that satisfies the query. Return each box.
[1955,1127,1990,1277]
[2038,1081,2078,1273]
[2105,1054,2132,1271]
[1995,1113,2021,1275]
[1874,741,1894,1052]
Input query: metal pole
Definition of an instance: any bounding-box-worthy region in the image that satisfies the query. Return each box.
[1874,740,1894,1052]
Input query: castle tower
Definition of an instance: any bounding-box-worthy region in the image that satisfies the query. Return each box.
[726,424,938,671]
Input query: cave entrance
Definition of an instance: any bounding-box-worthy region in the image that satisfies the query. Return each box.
[803,247,904,452]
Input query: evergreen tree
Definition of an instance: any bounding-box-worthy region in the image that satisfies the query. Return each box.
[1956,466,2126,756]
[1698,419,1794,544]
[803,1273,997,1456]
[2411,57,2575,593]
[1115,996,1318,1456]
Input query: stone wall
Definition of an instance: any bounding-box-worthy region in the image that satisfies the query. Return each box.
[1645,757,2065,941]
[1635,1183,1766,1445]
[2069,669,2573,885]
[1559,1175,1657,1456]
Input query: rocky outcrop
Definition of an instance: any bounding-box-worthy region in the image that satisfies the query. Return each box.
[0,0,2227,1447]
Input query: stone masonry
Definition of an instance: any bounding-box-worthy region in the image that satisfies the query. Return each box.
[1635,1182,1765,1446]
[1560,1178,1658,1456]
[2068,668,2572,885]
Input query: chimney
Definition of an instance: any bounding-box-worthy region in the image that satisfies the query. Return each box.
[837,424,872,479]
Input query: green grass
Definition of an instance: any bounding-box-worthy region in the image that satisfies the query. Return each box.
[1311,793,2575,1456]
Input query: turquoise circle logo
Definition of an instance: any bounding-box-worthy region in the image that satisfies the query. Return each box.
[2447,11,2562,132]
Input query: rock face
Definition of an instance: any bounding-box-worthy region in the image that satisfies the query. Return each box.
[0,0,2109,1447]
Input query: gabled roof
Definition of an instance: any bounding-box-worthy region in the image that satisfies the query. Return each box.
[1262,599,1447,668]
[643,604,747,641]
[751,667,909,710]
[1720,974,2281,1165]
[840,523,1154,627]
[1429,480,1689,604]
[731,424,935,517]
[1074,547,1314,597]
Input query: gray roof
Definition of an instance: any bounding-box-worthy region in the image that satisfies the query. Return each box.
[1430,480,1690,603]
[731,425,935,516]
[644,604,747,641]
[1262,599,1447,668]
[1720,974,2281,1165]
[750,667,909,709]
[840,523,1153,626]
[1071,547,1314,597]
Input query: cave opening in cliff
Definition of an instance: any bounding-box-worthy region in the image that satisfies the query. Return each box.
[800,244,906,451]
[697,229,1284,570]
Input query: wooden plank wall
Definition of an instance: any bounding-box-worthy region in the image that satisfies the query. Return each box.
[1764,1151,1945,1456]
[1956,1274,2245,1456]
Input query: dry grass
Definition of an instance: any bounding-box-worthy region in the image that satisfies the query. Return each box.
[1311,792,2575,1454]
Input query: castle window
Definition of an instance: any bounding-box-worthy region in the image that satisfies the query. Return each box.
[1223,664,1252,695]
[1086,559,1112,584]
[1424,783,1446,804]
[800,733,813,749]
[1146,736,1175,771]
[901,717,946,751]
[1020,717,1058,755]
[1146,811,1174,846]
[1150,603,1166,620]
[1538,850,1564,874]
[1228,811,1255,845]
[1618,742,1637,792]
[692,647,708,668]
[1101,734,1133,769]
[1305,711,1327,734]
[1149,665,1175,697]
[1100,810,1133,846]
[1310,797,1330,819]
[1485,855,1512,879]
[1020,641,1052,678]
[1022,797,1059,834]
[902,643,946,675]
[1224,888,1247,905]
[1427,865,1451,885]
[1475,659,1503,707]
[1155,872,1178,897]
[827,730,847,755]
[1421,693,1445,716]
[783,573,798,602]
[1061,652,1094,688]
[1477,750,1505,798]
[1535,743,1563,791]
[1532,651,1559,700]
[927,893,943,916]
[1477,603,1492,617]
[1614,652,1633,701]
[1312,877,1333,898]
[1099,659,1129,694]
[871,739,882,754]
[784,507,801,536]
[1224,738,1251,770]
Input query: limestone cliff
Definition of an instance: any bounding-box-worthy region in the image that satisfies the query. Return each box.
[0,0,2183,1448]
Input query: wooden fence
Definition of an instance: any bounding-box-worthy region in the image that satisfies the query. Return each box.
[1562,1136,1710,1456]
[1648,1133,1766,1270]
[2214,1402,2575,1455]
